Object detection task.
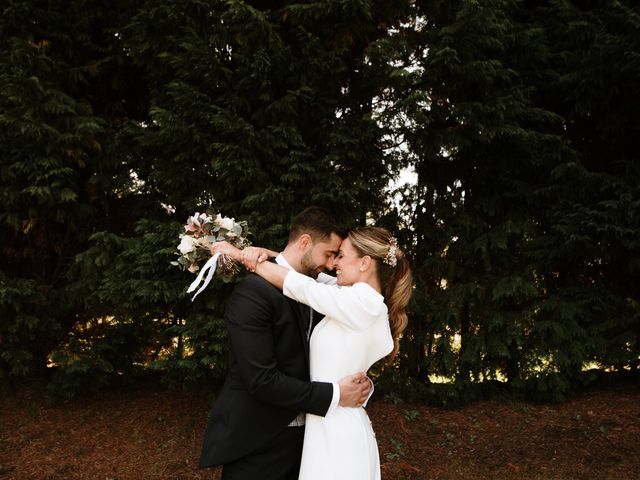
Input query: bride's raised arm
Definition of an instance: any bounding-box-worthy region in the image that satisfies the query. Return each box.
[210,242,289,287]
[210,242,379,331]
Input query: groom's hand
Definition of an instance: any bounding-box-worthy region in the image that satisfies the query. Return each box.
[337,372,372,408]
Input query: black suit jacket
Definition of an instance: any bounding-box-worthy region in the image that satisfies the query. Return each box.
[199,273,334,468]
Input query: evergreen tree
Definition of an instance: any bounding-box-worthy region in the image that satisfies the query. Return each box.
[2,0,637,402]
[1,0,412,389]
[122,0,409,237]
[392,0,639,402]
[531,0,640,379]
[0,0,147,377]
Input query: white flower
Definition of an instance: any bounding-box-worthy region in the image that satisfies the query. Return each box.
[187,212,212,229]
[215,214,236,231]
[176,210,251,290]
[178,235,197,254]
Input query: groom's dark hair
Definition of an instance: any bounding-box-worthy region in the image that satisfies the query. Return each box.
[288,206,346,244]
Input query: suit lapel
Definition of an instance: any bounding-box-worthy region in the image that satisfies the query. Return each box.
[295,300,311,362]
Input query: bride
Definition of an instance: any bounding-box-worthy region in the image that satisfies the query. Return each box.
[213,226,412,480]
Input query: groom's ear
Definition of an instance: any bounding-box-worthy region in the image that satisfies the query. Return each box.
[298,233,312,250]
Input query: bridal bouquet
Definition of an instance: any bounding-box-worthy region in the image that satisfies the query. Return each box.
[173,211,251,299]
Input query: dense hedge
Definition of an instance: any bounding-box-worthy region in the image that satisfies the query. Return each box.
[1,0,638,403]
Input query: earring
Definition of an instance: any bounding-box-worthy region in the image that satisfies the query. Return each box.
[360,266,365,271]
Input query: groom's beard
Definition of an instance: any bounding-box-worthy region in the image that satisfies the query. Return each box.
[300,250,322,279]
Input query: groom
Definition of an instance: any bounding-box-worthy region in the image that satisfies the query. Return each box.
[199,207,371,479]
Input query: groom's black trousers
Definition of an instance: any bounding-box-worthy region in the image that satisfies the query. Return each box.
[221,426,305,480]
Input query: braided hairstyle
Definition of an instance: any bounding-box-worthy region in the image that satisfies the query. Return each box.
[348,227,412,363]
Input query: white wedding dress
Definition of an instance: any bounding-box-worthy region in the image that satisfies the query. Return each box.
[283,270,394,480]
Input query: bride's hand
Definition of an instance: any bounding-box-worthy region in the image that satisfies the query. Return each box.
[239,246,272,271]
[210,241,242,261]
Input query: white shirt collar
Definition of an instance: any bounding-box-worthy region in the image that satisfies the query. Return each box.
[275,253,293,270]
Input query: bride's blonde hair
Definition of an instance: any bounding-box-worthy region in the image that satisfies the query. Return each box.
[348,227,412,364]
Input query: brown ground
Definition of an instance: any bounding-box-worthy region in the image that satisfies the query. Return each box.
[0,377,638,480]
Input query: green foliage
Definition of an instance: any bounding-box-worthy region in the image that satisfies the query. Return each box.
[46,319,141,398]
[0,273,58,377]
[383,438,404,461]
[389,0,640,404]
[1,0,638,404]
[1,0,407,390]
[0,0,148,377]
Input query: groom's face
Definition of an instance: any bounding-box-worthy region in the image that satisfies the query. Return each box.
[299,232,342,278]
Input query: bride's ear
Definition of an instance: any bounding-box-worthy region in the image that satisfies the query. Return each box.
[360,255,372,271]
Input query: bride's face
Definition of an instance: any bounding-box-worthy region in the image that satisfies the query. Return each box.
[334,238,363,286]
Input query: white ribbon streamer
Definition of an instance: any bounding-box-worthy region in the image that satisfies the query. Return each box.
[186,252,221,301]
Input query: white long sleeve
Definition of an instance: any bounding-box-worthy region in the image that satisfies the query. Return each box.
[283,270,387,331]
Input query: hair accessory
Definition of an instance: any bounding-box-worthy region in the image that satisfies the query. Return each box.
[383,236,398,267]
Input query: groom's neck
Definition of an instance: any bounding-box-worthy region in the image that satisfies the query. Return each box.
[281,246,302,273]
